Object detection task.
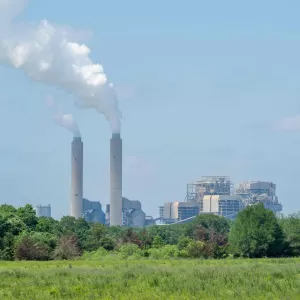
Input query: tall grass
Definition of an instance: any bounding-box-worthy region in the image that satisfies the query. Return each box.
[0,258,299,299]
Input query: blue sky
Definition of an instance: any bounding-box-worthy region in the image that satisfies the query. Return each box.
[0,0,300,218]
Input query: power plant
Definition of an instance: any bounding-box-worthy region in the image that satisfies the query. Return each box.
[70,136,83,218]
[33,137,285,227]
[67,134,284,227]
[109,133,123,226]
[159,176,283,224]
[67,132,150,227]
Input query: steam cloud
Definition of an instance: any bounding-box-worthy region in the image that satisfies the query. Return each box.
[0,0,121,133]
[47,96,81,137]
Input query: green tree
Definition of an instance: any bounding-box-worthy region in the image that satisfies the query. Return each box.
[177,235,192,250]
[0,204,17,216]
[279,213,300,256]
[59,216,90,247]
[16,204,38,230]
[229,203,286,258]
[186,240,205,258]
[152,235,165,248]
[83,223,107,251]
[36,217,62,235]
[185,214,231,238]
[14,231,56,261]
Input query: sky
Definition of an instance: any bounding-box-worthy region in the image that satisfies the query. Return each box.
[0,0,300,219]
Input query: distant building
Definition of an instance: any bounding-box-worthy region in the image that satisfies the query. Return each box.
[82,198,105,224]
[145,216,155,226]
[122,197,146,227]
[35,204,51,218]
[162,201,201,224]
[186,176,231,202]
[159,179,283,224]
[235,181,282,216]
[202,195,245,220]
[106,197,147,227]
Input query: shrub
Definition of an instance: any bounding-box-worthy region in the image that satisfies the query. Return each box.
[148,245,180,259]
[14,232,52,260]
[186,241,205,258]
[81,247,109,260]
[53,234,82,260]
[118,243,143,259]
[152,235,165,248]
[177,236,193,250]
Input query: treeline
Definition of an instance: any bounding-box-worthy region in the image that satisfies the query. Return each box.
[0,203,300,260]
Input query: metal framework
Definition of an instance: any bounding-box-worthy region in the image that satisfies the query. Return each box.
[159,206,164,220]
[186,176,232,202]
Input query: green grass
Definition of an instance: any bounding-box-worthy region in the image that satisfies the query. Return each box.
[0,258,300,299]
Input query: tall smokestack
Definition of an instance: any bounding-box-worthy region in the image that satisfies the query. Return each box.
[71,136,83,218]
[110,133,122,226]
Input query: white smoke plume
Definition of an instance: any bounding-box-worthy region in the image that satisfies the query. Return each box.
[0,0,121,133]
[47,96,81,137]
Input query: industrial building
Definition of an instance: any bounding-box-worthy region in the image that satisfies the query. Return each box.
[82,198,105,224]
[202,195,245,220]
[235,181,282,215]
[162,201,201,224]
[35,204,51,218]
[159,177,283,224]
[159,176,233,224]
[186,176,232,202]
[106,197,148,227]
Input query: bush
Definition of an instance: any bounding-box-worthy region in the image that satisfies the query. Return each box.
[177,236,193,251]
[148,245,180,259]
[81,247,109,260]
[14,232,52,260]
[186,241,205,258]
[152,235,165,248]
[53,234,82,260]
[118,243,143,259]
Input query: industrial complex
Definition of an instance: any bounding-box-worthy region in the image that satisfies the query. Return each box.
[159,176,282,224]
[35,137,283,227]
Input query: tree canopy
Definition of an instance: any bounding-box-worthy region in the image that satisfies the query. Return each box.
[229,203,286,258]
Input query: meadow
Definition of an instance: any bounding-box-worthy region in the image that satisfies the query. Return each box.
[0,258,300,299]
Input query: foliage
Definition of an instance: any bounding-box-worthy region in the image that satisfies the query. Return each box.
[152,235,165,248]
[229,203,286,258]
[186,240,205,258]
[81,247,109,260]
[16,204,38,230]
[1,203,300,261]
[177,235,192,250]
[14,232,55,261]
[53,234,82,260]
[148,245,180,259]
[279,213,300,256]
[118,243,143,259]
[1,259,300,299]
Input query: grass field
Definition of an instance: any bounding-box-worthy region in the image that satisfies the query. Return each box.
[0,258,300,299]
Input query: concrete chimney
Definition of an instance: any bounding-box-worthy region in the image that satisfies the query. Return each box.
[110,133,122,226]
[70,136,83,218]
